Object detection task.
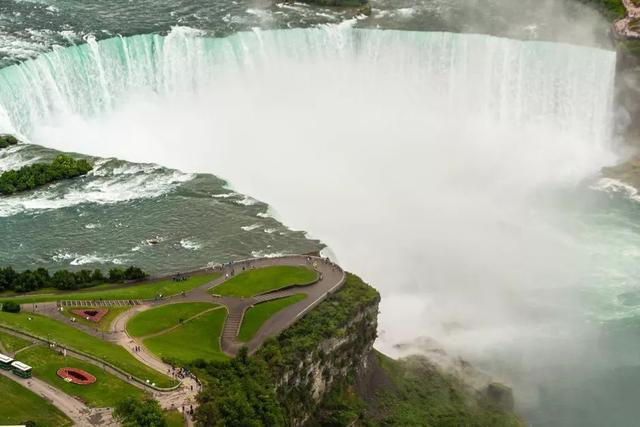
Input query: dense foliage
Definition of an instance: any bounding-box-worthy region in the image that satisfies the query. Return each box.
[350,352,522,427]
[193,348,285,427]
[0,266,148,293]
[192,273,380,426]
[114,397,166,427]
[0,154,92,195]
[1,301,20,313]
[0,134,18,149]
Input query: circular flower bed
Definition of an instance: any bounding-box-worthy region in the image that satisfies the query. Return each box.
[57,368,96,385]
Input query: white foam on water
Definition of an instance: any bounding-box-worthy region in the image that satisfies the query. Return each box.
[590,177,640,202]
[212,192,236,198]
[70,253,125,266]
[235,195,257,206]
[179,239,201,250]
[250,250,285,258]
[0,164,193,217]
[241,223,261,231]
[52,250,125,265]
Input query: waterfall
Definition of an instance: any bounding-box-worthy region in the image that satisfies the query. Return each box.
[0,27,616,148]
[0,27,622,418]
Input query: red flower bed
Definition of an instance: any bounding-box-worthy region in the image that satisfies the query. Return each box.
[57,367,96,385]
[72,308,108,323]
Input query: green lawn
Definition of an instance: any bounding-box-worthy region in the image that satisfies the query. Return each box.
[210,266,318,298]
[164,409,185,427]
[0,330,32,353]
[128,302,218,338]
[238,294,307,342]
[0,311,176,388]
[60,306,131,332]
[0,374,72,427]
[0,272,220,305]
[18,345,144,407]
[144,308,228,364]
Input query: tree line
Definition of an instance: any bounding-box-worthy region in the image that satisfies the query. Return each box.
[0,154,93,196]
[0,266,148,293]
[0,134,18,149]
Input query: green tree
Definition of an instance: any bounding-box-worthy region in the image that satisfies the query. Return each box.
[0,134,18,149]
[114,397,167,427]
[194,350,285,427]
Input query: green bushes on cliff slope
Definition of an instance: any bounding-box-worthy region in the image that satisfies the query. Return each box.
[0,154,92,195]
[314,351,522,427]
[0,134,18,149]
[193,273,380,427]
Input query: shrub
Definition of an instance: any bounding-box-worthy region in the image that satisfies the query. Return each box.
[114,397,166,427]
[0,134,18,149]
[2,301,21,313]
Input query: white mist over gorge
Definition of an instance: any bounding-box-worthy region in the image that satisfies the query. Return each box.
[0,25,638,425]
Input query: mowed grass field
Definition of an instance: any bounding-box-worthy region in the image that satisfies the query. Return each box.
[0,330,32,353]
[144,308,227,364]
[128,302,218,337]
[18,346,144,407]
[0,272,220,305]
[211,266,318,297]
[0,312,176,387]
[60,306,130,332]
[0,374,72,427]
[238,294,307,342]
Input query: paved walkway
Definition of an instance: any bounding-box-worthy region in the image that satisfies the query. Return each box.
[0,368,117,427]
[210,256,345,355]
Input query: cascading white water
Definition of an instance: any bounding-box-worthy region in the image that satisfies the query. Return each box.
[0,26,621,418]
[0,27,615,145]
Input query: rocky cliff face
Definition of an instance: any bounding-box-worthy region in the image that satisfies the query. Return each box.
[276,303,379,425]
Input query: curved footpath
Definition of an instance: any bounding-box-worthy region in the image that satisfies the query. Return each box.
[210,255,345,355]
[10,255,345,426]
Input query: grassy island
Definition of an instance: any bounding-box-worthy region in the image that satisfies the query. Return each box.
[211,266,318,297]
[0,154,92,196]
[0,134,18,149]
